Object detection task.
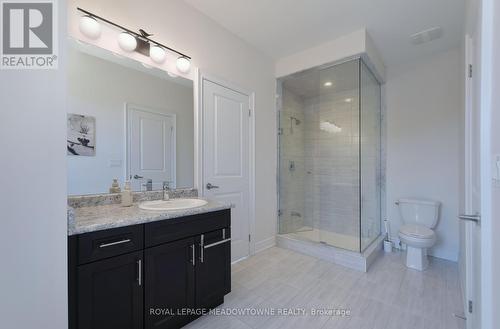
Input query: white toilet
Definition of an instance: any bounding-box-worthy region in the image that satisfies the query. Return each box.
[397,198,440,271]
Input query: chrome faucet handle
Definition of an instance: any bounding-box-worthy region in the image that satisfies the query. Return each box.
[162,181,173,190]
[142,179,153,191]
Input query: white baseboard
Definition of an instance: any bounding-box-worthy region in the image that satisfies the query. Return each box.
[254,236,276,253]
[428,249,458,262]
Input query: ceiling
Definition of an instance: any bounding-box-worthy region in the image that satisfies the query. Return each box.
[183,0,465,66]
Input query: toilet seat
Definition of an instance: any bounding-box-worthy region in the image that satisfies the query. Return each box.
[399,224,436,250]
[399,224,434,239]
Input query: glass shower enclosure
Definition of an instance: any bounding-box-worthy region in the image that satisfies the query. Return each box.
[277,58,381,253]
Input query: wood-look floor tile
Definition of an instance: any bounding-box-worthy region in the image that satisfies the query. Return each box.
[186,247,465,329]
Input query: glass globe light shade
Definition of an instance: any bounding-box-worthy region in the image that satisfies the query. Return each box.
[176,56,191,73]
[79,15,101,39]
[118,32,137,52]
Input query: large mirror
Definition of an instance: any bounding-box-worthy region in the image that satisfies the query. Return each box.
[67,39,194,195]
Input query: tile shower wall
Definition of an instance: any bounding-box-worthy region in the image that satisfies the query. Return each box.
[279,86,362,246]
[279,87,307,233]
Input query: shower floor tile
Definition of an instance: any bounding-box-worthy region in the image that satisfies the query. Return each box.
[184,247,465,329]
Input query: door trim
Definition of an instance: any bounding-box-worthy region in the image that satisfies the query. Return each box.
[478,0,494,326]
[125,103,177,188]
[462,33,477,328]
[197,71,256,257]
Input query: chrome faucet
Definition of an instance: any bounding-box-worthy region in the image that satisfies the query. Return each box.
[162,181,172,200]
[146,179,153,191]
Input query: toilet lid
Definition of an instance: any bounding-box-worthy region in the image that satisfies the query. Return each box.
[400,224,434,239]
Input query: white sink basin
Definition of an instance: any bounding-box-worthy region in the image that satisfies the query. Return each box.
[139,198,208,211]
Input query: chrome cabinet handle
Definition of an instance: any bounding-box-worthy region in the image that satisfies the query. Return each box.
[204,238,231,249]
[200,234,204,263]
[203,228,231,249]
[99,239,131,248]
[137,259,142,286]
[133,174,143,179]
[206,183,219,190]
[458,214,481,223]
[191,244,195,266]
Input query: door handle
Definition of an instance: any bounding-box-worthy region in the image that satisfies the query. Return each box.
[206,183,219,190]
[458,214,481,223]
[133,174,143,179]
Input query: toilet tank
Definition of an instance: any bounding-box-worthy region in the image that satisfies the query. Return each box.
[397,198,441,229]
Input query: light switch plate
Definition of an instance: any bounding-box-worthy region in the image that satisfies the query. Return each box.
[493,154,500,188]
[108,159,122,167]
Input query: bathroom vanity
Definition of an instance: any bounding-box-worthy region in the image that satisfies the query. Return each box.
[66,32,234,328]
[68,199,231,329]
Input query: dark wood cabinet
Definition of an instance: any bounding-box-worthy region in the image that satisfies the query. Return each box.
[195,229,231,310]
[145,237,196,329]
[76,251,143,329]
[69,209,231,329]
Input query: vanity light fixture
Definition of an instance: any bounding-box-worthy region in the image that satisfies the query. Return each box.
[79,15,101,39]
[77,7,192,72]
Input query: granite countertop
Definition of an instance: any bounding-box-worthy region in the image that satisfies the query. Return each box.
[68,199,231,236]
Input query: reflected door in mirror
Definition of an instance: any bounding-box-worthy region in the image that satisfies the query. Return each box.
[127,105,176,191]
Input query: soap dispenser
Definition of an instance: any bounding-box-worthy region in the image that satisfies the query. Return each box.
[121,181,133,207]
[109,178,121,193]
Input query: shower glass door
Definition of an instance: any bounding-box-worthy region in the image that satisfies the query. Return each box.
[278,75,315,237]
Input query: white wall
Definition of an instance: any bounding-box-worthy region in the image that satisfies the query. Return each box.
[67,48,194,195]
[69,0,277,246]
[275,29,386,82]
[385,48,461,261]
[0,2,68,329]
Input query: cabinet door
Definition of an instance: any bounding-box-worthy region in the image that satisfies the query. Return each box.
[196,228,231,309]
[77,251,143,329]
[145,237,196,329]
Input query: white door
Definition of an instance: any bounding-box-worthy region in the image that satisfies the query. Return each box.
[460,34,482,329]
[127,105,176,191]
[202,79,251,262]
